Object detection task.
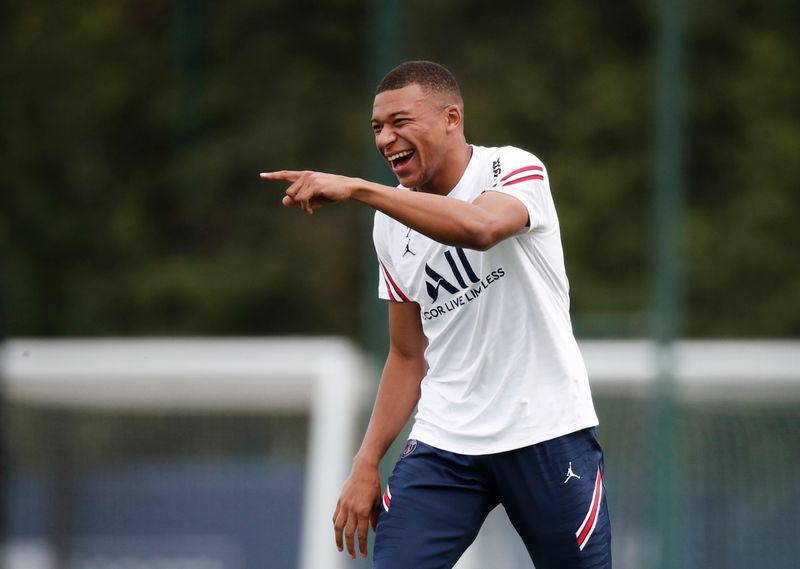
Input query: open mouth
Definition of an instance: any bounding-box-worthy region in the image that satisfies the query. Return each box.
[386,149,415,170]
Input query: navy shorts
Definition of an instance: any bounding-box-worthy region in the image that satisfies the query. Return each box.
[374,427,611,569]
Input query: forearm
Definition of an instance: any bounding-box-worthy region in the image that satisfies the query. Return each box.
[351,179,500,250]
[263,169,527,249]
[354,348,426,468]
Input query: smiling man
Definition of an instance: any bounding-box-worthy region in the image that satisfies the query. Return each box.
[261,61,611,569]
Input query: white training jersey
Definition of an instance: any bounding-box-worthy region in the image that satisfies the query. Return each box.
[373,144,598,455]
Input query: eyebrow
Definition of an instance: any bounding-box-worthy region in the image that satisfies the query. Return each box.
[371,110,413,124]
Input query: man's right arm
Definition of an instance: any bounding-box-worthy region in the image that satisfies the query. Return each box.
[261,170,529,251]
[332,300,427,559]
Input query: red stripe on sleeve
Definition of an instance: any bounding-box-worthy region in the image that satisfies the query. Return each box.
[382,274,397,301]
[499,165,543,182]
[380,262,410,302]
[502,174,544,187]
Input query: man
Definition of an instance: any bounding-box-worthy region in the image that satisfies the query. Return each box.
[262,60,611,569]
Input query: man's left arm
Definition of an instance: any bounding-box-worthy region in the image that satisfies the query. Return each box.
[260,170,529,251]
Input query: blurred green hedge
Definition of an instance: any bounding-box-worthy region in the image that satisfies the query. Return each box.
[1,0,797,339]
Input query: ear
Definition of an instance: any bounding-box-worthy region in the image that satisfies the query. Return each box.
[443,104,464,133]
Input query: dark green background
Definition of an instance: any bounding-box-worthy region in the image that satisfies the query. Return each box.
[2,0,798,339]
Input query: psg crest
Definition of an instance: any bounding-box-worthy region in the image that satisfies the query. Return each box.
[400,439,418,459]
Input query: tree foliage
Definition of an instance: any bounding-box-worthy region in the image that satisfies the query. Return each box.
[1,0,797,339]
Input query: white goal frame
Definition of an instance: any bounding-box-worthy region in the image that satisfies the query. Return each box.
[3,337,799,569]
[1,337,372,569]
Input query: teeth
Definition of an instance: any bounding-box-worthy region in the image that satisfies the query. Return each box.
[386,149,414,162]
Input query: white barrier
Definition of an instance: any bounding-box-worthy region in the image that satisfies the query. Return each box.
[1,337,372,569]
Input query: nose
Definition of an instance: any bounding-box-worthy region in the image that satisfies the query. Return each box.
[376,125,397,152]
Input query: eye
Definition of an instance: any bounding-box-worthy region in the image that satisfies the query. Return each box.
[372,124,382,135]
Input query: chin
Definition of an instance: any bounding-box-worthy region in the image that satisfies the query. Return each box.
[394,174,416,189]
[396,170,424,189]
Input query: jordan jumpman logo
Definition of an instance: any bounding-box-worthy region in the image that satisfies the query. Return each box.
[564,462,581,484]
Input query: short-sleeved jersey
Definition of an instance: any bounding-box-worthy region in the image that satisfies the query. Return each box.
[373,145,598,455]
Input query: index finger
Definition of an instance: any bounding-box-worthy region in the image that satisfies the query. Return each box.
[333,505,345,552]
[259,170,303,182]
[357,515,370,558]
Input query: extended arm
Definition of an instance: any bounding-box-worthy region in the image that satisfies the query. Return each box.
[260,170,529,250]
[332,300,428,559]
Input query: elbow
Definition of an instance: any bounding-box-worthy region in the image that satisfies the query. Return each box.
[462,219,504,251]
[469,233,494,251]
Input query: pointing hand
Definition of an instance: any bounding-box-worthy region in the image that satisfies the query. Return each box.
[260,170,359,215]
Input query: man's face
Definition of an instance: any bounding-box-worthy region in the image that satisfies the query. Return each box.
[371,84,450,190]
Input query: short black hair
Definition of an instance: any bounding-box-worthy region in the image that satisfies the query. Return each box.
[376,60,462,101]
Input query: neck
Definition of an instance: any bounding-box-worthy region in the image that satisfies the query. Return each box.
[417,141,473,196]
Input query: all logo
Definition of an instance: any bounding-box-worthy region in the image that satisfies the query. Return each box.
[424,248,480,302]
